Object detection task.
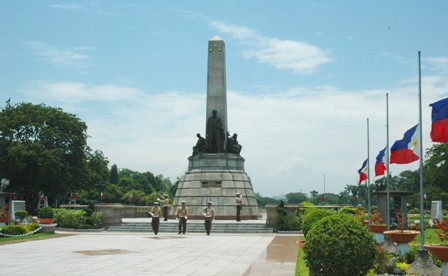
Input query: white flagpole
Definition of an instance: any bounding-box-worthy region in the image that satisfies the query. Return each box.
[367,118,372,222]
[418,51,425,249]
[386,93,391,230]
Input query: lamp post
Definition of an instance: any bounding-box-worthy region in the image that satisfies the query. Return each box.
[0,178,10,193]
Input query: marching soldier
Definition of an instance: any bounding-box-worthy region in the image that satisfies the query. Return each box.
[158,194,169,221]
[203,201,215,236]
[149,202,162,235]
[176,201,189,234]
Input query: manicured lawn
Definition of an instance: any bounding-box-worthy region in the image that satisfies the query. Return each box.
[295,244,309,276]
[0,232,60,245]
[413,228,441,245]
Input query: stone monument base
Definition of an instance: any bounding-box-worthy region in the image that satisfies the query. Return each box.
[171,154,260,220]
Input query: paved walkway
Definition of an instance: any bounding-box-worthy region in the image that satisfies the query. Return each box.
[0,231,299,275]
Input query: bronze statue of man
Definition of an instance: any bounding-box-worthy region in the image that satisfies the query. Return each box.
[206,110,224,153]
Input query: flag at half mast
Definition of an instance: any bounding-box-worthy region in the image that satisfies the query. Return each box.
[390,124,420,164]
[375,147,387,176]
[429,97,448,143]
[358,159,368,184]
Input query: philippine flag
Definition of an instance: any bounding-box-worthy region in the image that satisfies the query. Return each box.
[429,98,448,143]
[390,124,420,164]
[375,147,387,177]
[358,159,368,184]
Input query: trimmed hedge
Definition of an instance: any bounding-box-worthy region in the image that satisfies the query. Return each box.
[304,213,376,275]
[301,208,333,236]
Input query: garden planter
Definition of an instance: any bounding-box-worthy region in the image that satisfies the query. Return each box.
[424,245,448,262]
[39,218,55,224]
[383,230,420,256]
[368,224,387,233]
[297,240,306,250]
[383,230,420,243]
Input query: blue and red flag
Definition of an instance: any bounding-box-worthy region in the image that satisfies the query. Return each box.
[375,147,387,176]
[358,159,368,184]
[390,124,420,164]
[429,97,448,143]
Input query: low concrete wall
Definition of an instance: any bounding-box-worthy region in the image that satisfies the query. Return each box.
[94,204,159,227]
[266,204,299,227]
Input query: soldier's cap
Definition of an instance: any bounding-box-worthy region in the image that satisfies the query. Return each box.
[236,192,241,195]
[181,200,186,204]
[154,202,159,205]
[208,201,212,205]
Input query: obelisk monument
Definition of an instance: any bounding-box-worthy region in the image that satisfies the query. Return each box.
[170,36,260,220]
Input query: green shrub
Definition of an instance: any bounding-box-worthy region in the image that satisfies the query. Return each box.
[339,207,356,215]
[1,225,27,235]
[24,223,40,233]
[38,206,54,218]
[286,215,301,231]
[55,209,88,228]
[14,210,28,221]
[301,208,333,236]
[274,200,288,231]
[86,211,103,228]
[54,209,103,229]
[304,213,376,276]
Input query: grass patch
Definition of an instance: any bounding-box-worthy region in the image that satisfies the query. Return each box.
[295,238,309,276]
[0,233,61,245]
[413,228,441,245]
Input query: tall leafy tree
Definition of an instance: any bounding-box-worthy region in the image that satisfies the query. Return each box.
[0,101,94,211]
[109,164,119,184]
[285,192,308,204]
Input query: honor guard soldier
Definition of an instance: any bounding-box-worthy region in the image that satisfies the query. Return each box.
[158,194,169,221]
[235,193,243,222]
[202,201,215,235]
[176,201,189,234]
[149,202,162,235]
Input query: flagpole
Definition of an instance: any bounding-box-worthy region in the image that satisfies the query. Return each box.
[418,51,425,249]
[323,173,326,205]
[386,93,391,230]
[367,118,372,223]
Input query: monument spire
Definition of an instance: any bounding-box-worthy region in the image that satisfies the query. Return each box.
[206,36,227,151]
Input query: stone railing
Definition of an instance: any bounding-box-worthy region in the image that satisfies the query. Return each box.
[93,204,172,227]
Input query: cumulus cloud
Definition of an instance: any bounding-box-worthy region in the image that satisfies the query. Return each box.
[207,20,332,74]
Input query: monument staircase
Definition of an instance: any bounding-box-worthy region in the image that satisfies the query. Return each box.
[108,220,273,234]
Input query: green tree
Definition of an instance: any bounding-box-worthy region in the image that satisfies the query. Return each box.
[425,143,448,192]
[109,164,119,184]
[0,101,93,211]
[285,192,308,204]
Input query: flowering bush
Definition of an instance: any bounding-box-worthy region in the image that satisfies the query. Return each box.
[432,218,448,246]
[0,204,10,218]
[371,211,385,225]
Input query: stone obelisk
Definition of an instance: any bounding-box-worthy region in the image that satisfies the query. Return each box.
[170,36,260,220]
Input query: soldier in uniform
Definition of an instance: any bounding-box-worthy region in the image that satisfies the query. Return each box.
[176,201,189,234]
[235,193,243,222]
[159,194,169,221]
[202,201,215,236]
[149,202,162,235]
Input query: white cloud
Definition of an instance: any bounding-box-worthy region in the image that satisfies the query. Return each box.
[21,75,447,196]
[426,57,448,74]
[24,41,94,68]
[208,20,332,74]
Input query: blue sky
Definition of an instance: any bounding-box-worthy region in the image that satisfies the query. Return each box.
[1,1,447,197]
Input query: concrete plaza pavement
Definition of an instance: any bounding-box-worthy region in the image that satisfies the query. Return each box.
[0,230,299,276]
